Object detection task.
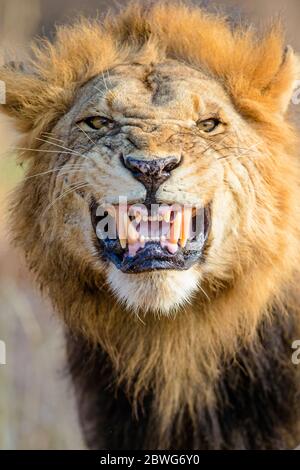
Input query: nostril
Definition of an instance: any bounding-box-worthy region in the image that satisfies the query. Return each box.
[122,156,149,175]
[163,156,181,172]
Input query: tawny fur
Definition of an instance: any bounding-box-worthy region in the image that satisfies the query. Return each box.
[1,2,300,449]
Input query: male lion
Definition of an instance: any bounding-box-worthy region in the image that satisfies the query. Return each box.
[1,2,300,450]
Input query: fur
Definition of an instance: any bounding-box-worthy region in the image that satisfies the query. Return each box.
[1,2,300,449]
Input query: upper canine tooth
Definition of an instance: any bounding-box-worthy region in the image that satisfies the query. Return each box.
[169,210,182,244]
[116,209,128,249]
[180,207,192,248]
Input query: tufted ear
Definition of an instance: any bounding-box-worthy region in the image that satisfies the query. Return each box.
[260,45,300,115]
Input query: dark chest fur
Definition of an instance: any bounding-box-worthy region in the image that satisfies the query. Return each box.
[66,306,300,450]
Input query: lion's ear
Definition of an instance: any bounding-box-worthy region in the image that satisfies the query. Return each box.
[0,63,44,132]
[264,46,300,115]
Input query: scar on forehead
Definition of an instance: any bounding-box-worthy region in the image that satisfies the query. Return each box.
[143,69,175,105]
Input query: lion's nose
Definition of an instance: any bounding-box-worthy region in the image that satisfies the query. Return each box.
[122,155,181,193]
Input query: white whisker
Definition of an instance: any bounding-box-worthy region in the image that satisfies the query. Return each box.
[35,137,86,159]
[23,164,87,181]
[75,124,97,146]
[43,182,90,216]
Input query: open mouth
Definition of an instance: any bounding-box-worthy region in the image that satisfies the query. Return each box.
[91,201,211,273]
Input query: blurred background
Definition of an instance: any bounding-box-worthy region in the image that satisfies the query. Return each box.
[0,0,300,450]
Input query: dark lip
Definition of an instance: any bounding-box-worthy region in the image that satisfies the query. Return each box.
[90,201,211,273]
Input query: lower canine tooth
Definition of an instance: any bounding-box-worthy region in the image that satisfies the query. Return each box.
[119,238,127,249]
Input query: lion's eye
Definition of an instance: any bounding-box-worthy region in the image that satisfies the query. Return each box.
[83,116,114,130]
[197,118,220,133]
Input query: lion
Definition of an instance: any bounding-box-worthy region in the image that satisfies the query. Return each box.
[1,2,300,450]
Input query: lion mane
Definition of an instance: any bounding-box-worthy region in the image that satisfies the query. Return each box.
[1,2,300,449]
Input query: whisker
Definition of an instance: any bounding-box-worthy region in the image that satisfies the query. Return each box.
[101,71,109,92]
[94,85,107,99]
[201,135,228,156]
[23,164,87,181]
[218,143,260,162]
[75,124,97,146]
[198,284,211,301]
[43,182,90,215]
[34,137,87,159]
[41,132,65,144]
[15,148,82,156]
[105,69,114,87]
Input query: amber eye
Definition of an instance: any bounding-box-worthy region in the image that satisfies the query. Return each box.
[83,116,114,130]
[197,118,220,133]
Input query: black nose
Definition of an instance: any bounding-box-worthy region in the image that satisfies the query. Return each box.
[122,155,181,196]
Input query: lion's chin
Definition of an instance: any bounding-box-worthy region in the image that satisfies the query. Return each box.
[107,264,201,315]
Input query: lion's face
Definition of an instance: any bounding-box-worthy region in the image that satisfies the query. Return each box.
[40,59,271,314]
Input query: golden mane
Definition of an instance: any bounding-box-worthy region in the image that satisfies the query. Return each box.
[1,1,300,449]
[1,1,299,138]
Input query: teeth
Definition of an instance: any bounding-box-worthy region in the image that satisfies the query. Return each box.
[158,206,171,223]
[128,220,139,244]
[116,209,128,249]
[168,243,179,254]
[170,210,182,245]
[180,207,192,248]
[101,204,195,255]
[135,212,142,224]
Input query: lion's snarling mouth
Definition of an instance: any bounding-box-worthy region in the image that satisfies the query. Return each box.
[91,202,211,273]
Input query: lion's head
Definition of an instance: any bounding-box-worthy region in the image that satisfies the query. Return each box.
[1,3,300,443]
